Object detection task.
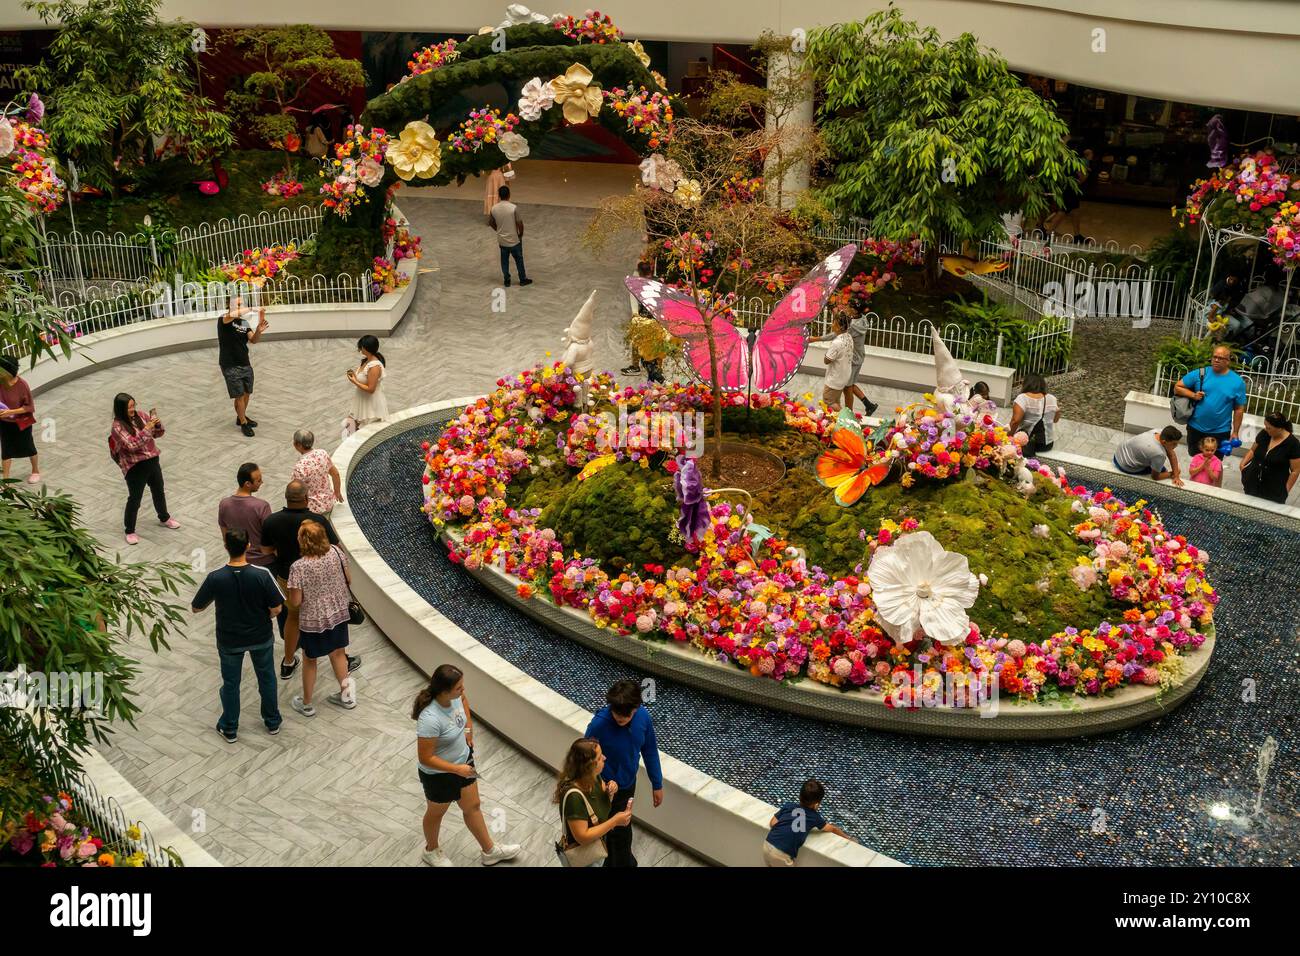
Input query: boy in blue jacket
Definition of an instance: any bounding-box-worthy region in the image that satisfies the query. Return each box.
[585,679,664,867]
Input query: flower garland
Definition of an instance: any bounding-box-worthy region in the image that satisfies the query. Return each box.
[553,9,623,43]
[220,244,299,285]
[318,124,390,219]
[449,108,520,153]
[405,39,459,80]
[828,268,899,315]
[860,236,925,270]
[260,170,304,198]
[603,86,674,149]
[1175,150,1300,241]
[2,792,146,867]
[424,365,1216,705]
[370,255,411,297]
[1264,200,1300,265]
[392,225,422,262]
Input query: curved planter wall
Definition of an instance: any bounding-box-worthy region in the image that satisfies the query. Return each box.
[331,400,896,868]
[24,259,417,397]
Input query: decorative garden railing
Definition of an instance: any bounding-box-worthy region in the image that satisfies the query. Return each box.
[50,764,184,868]
[1153,357,1300,421]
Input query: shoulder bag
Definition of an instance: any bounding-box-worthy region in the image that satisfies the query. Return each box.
[334,547,365,625]
[1170,368,1204,425]
[554,787,608,868]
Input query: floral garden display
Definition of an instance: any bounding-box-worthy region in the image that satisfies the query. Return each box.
[318,124,390,218]
[260,170,305,198]
[0,94,65,215]
[1,792,147,867]
[1176,150,1300,265]
[422,352,1216,712]
[220,244,300,285]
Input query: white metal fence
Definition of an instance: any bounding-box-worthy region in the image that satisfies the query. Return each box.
[39,204,325,288]
[51,764,183,867]
[3,272,373,361]
[1153,357,1300,421]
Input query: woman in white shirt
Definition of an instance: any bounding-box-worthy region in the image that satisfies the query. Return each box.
[1009,373,1060,454]
[822,314,854,411]
[346,335,389,432]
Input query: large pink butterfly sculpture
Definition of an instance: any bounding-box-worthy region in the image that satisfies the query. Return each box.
[625,244,858,393]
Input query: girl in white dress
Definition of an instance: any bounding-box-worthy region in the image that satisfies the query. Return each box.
[347,335,389,431]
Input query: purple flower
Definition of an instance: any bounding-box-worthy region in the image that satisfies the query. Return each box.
[26,93,43,123]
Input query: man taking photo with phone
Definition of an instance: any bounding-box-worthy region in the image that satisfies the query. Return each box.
[220,295,269,437]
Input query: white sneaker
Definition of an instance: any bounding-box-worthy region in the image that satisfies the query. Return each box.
[421,847,454,867]
[480,842,521,866]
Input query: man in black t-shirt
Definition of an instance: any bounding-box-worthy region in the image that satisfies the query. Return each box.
[192,528,285,742]
[219,296,269,437]
[260,480,359,680]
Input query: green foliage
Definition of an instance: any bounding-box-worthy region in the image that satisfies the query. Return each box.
[220,26,365,167]
[537,461,688,573]
[19,0,233,195]
[943,291,1072,374]
[806,8,1085,280]
[0,482,191,814]
[721,404,786,435]
[1143,229,1199,299]
[1151,335,1237,377]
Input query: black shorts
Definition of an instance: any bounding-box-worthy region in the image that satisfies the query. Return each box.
[0,421,37,460]
[221,364,254,399]
[418,757,475,804]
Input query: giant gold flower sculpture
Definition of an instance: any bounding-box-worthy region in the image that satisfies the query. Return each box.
[551,64,603,125]
[388,121,442,181]
[628,40,651,68]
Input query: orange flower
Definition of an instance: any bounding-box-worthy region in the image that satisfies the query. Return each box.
[97,853,116,867]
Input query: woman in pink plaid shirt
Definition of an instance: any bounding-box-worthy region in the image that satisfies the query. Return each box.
[110,393,183,545]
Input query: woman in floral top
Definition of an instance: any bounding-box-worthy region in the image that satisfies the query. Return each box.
[110,393,182,545]
[290,429,343,514]
[287,521,356,716]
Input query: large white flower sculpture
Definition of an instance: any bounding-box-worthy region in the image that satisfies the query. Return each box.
[518,77,556,121]
[499,131,531,161]
[388,121,442,181]
[639,152,681,191]
[867,531,980,646]
[0,118,13,159]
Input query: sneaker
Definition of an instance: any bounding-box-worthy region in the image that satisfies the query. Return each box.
[216,724,237,744]
[346,654,362,673]
[620,365,642,375]
[480,842,521,866]
[290,695,316,718]
[421,847,454,868]
[503,277,511,287]
[26,473,41,483]
[327,678,357,710]
[237,417,258,428]
[279,656,300,681]
[125,533,140,545]
[267,724,282,735]
[519,278,534,287]
[240,422,256,438]
[161,517,181,529]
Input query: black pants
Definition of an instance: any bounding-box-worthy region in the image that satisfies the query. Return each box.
[1187,425,1231,460]
[604,785,637,867]
[499,242,526,282]
[123,456,169,533]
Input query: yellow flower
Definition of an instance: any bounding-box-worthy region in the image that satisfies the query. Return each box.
[387,121,442,181]
[673,178,702,207]
[628,40,651,68]
[652,70,668,91]
[551,63,604,125]
[126,824,142,841]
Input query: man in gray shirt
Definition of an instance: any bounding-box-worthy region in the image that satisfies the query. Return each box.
[488,185,533,288]
[1114,425,1184,485]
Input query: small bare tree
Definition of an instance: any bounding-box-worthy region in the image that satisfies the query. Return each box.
[586,118,808,479]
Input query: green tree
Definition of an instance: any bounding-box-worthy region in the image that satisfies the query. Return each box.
[18,0,232,195]
[806,7,1085,285]
[0,482,191,814]
[220,25,365,174]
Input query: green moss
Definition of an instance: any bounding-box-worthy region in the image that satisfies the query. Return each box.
[537,460,689,573]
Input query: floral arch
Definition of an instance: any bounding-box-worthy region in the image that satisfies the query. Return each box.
[313,14,677,270]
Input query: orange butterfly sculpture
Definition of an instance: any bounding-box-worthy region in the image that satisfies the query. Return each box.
[816,428,891,506]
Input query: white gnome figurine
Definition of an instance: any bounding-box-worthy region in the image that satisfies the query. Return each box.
[930,327,971,412]
[562,290,598,404]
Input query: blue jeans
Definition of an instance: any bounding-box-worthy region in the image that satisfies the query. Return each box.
[217,639,281,733]
[499,242,526,282]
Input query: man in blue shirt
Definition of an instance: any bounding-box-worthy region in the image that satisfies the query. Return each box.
[1173,344,1246,460]
[585,679,664,867]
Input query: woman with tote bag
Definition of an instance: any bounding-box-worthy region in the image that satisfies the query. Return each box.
[553,738,633,867]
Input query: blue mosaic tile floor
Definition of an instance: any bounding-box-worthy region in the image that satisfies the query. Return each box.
[349,425,1300,865]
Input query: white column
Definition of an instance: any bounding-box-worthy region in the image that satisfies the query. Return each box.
[764,51,813,210]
